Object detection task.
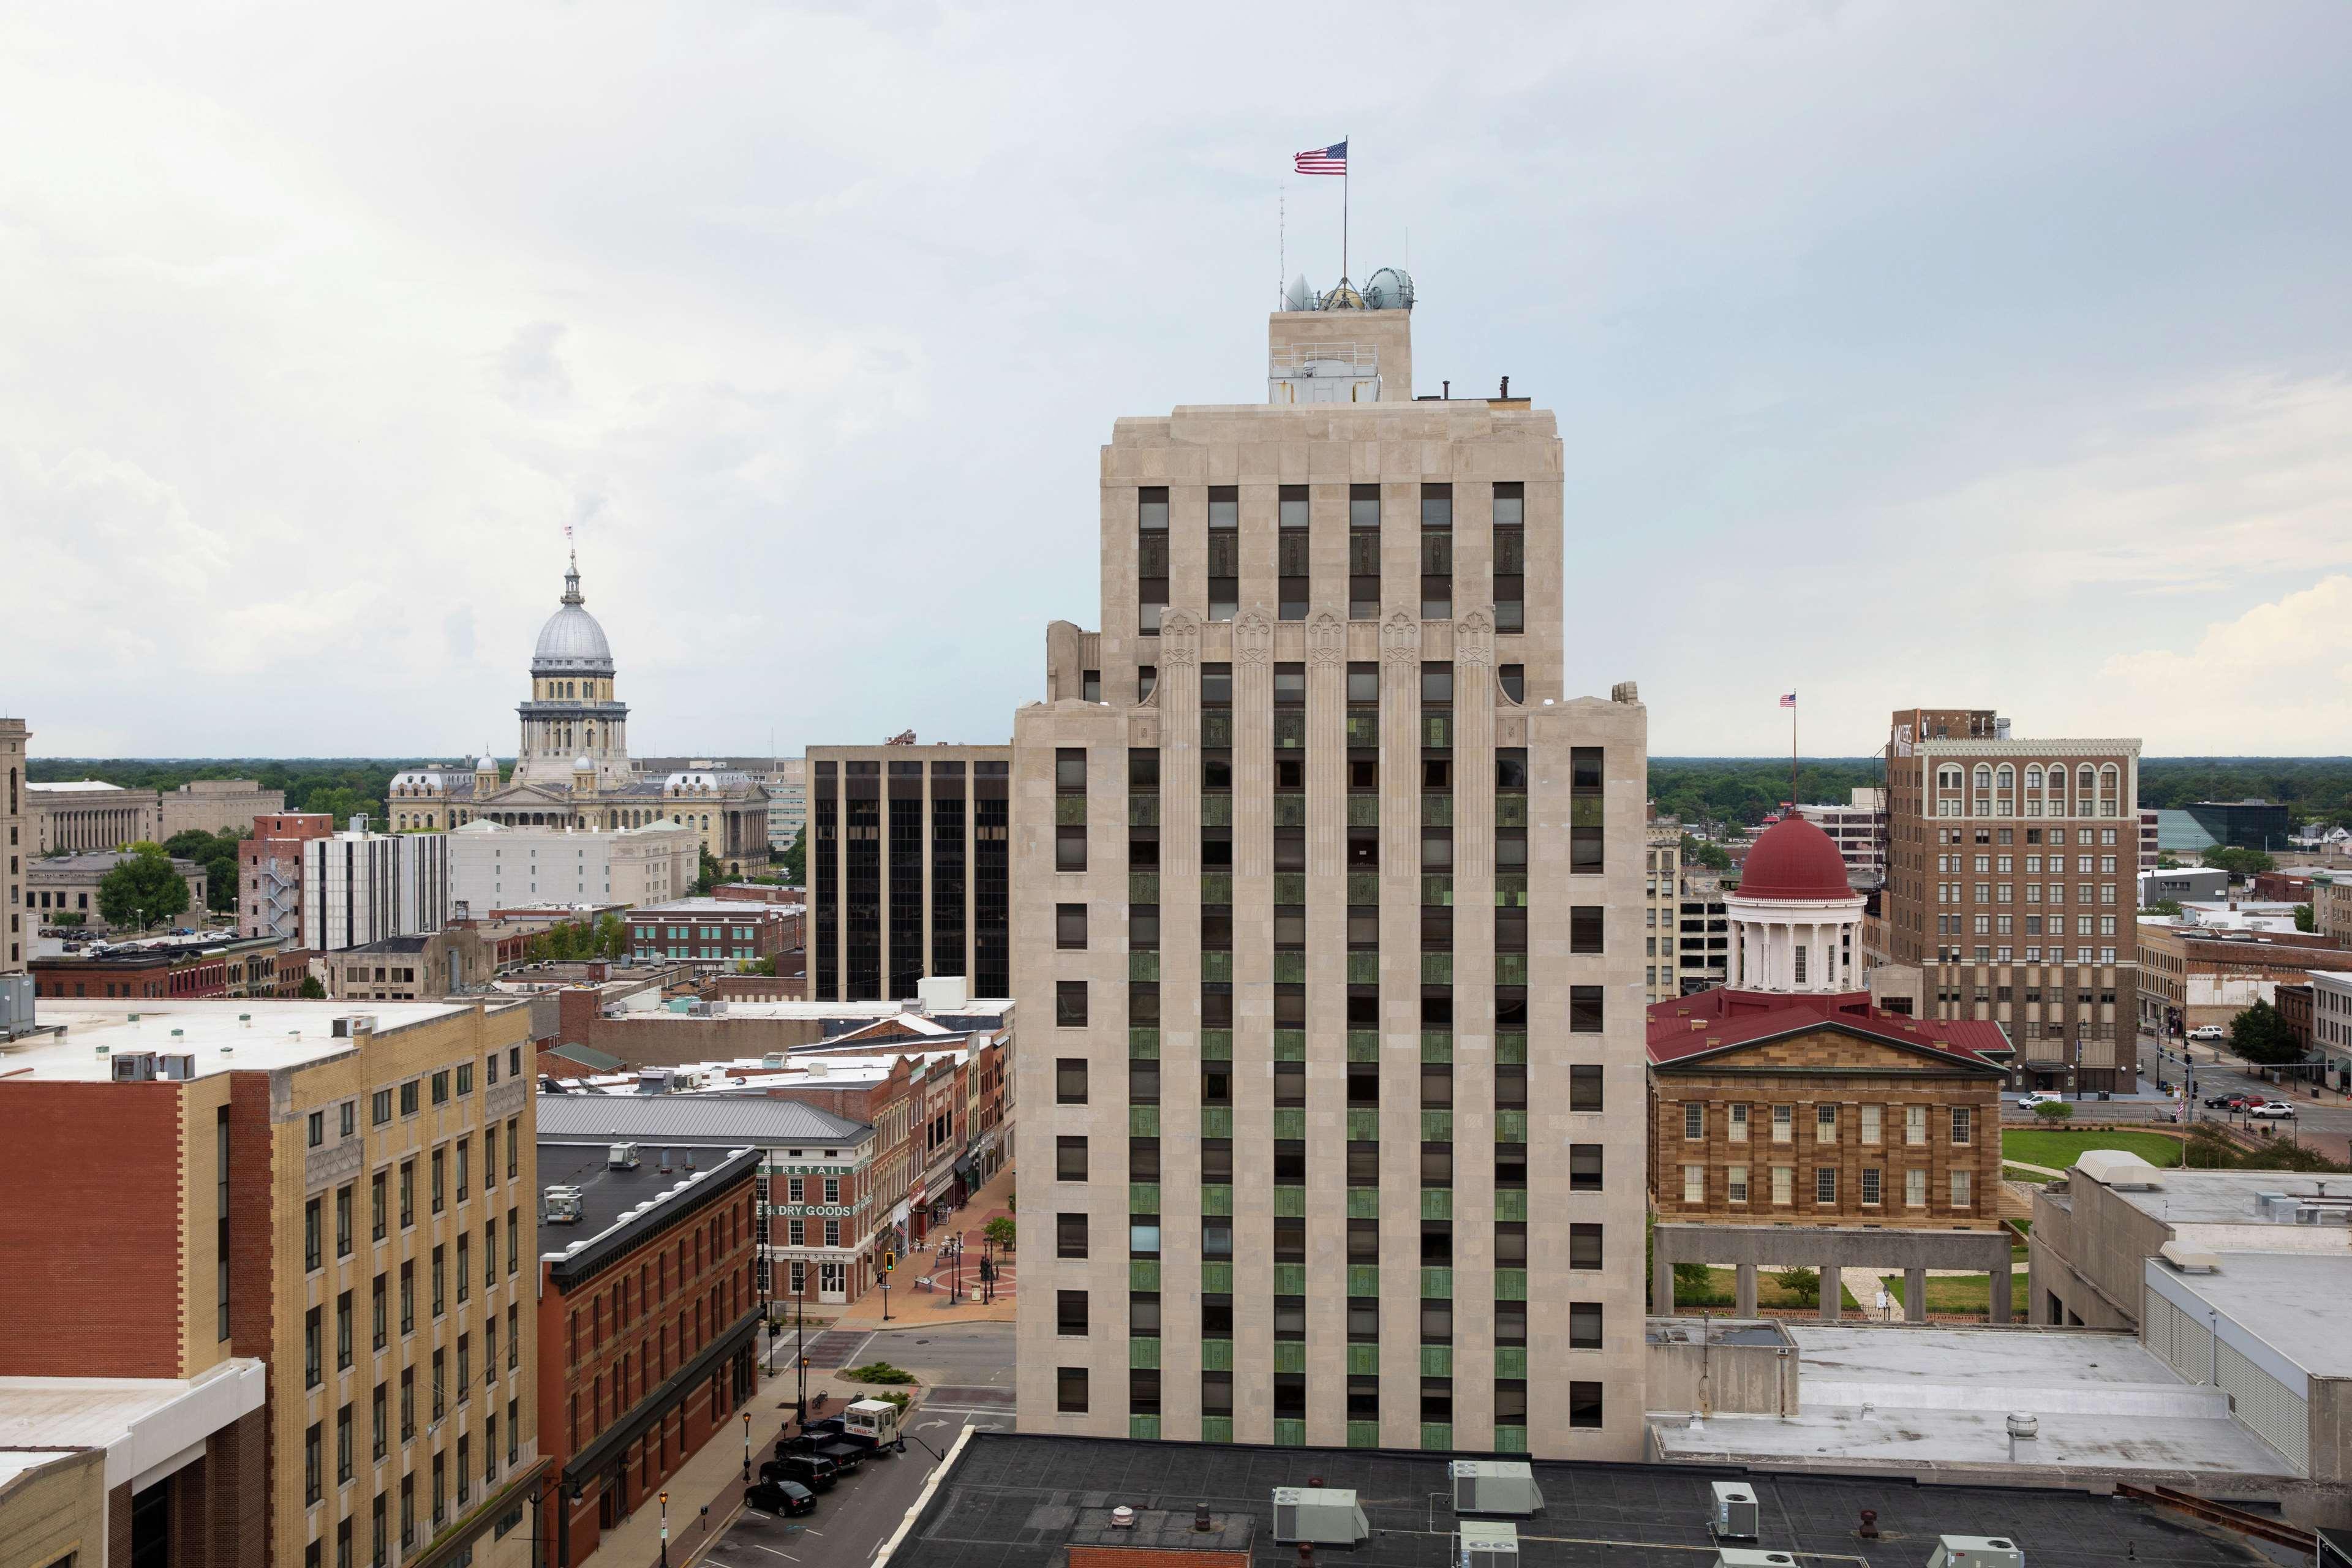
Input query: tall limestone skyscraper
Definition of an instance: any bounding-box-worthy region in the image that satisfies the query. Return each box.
[1012,274,1649,1457]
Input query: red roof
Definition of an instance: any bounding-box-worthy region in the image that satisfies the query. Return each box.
[1733,815,1855,901]
[1646,989,2010,1071]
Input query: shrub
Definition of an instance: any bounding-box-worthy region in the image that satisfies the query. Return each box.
[1773,1266,1820,1307]
[984,1216,1016,1250]
[2032,1101,2074,1121]
[842,1362,918,1385]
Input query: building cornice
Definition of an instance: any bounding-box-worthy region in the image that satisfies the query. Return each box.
[1912,738,2140,759]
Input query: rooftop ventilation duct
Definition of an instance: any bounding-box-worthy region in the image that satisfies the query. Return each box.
[1451,1461,1543,1517]
[1271,1488,1368,1547]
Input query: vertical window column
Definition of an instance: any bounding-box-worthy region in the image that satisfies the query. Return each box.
[930,762,967,979]
[1137,488,1169,634]
[1277,486,1310,620]
[973,763,1010,998]
[887,761,924,998]
[1491,483,1525,633]
[1348,485,1381,620]
[1206,486,1238,622]
[843,763,881,998]
[1420,484,1453,620]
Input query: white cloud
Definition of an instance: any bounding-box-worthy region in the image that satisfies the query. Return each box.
[2101,576,2352,751]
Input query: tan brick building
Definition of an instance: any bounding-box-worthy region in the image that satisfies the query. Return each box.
[0,998,543,1568]
[1880,707,2141,1092]
[2,717,24,973]
[1012,277,1650,1458]
[2134,919,2348,1036]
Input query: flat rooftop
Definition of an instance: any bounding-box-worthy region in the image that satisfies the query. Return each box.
[2,999,498,1080]
[537,1140,756,1249]
[2159,1252,2352,1380]
[537,1092,871,1149]
[896,1431,2264,1567]
[2078,1165,2352,1228]
[1651,1324,2291,1479]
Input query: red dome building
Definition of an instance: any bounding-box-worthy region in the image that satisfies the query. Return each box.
[1721,815,1867,995]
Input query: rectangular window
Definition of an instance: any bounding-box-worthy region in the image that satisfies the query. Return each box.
[1569,1302,1602,1350]
[1348,483,1381,619]
[1950,1106,1973,1145]
[1057,1290,1087,1336]
[1278,484,1310,620]
[1728,1103,1749,1143]
[1056,981,1088,1027]
[1815,1166,1838,1204]
[1056,1136,1087,1182]
[1568,986,1604,1033]
[1905,1104,1927,1146]
[1137,487,1168,634]
[1569,1381,1603,1430]
[306,1197,322,1271]
[1569,1144,1602,1192]
[1771,1166,1794,1206]
[1055,1213,1088,1259]
[1682,1102,1703,1140]
[1056,1366,1088,1414]
[1950,1169,1973,1210]
[1056,1058,1088,1104]
[1568,1224,1602,1270]
[1771,1105,1793,1144]
[1860,1104,1882,1146]
[1726,1165,1748,1204]
[1905,1167,1928,1207]
[1681,1164,1704,1204]
[1861,1167,1882,1205]
[1419,483,1452,619]
[1055,903,1087,950]
[1492,482,1525,632]
[1568,1063,1602,1112]
[1207,484,1239,620]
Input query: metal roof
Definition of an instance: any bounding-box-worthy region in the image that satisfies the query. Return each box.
[537,1092,872,1148]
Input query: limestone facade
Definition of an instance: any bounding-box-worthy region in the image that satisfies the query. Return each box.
[2,718,24,971]
[1012,299,1648,1459]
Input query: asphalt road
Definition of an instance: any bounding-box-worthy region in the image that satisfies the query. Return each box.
[1997,1031,2350,1159]
[693,1325,1016,1568]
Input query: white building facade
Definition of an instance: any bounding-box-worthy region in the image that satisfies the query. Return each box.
[446,818,698,914]
[301,820,450,952]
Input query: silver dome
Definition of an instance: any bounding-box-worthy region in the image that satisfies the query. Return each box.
[532,556,616,673]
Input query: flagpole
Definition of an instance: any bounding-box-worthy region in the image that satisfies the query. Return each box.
[1791,696,1799,812]
[1342,132,1350,282]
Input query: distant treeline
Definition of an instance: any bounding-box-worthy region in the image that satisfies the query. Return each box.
[32,753,2352,834]
[1653,756,2352,831]
[26,758,473,831]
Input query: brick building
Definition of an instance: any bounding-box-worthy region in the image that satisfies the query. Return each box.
[2135,919,2350,1038]
[0,998,544,1568]
[31,932,304,1001]
[1646,816,2017,1322]
[242,812,339,941]
[622,898,794,971]
[28,849,209,930]
[1878,707,2141,1093]
[2,717,24,973]
[328,927,494,1001]
[2251,870,2318,905]
[535,1141,761,1568]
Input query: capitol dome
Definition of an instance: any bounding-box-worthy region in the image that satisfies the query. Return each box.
[532,556,615,674]
[1734,815,1853,902]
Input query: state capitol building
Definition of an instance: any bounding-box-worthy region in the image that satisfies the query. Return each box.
[386,556,772,875]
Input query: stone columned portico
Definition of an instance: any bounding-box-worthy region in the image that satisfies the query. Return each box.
[1651,1223,2015,1322]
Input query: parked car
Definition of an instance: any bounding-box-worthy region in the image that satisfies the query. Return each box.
[2017,1091,2065,1110]
[744,1479,816,1518]
[815,1440,865,1475]
[2188,1025,2226,1042]
[2248,1101,2297,1120]
[761,1454,837,1493]
[2203,1095,2241,1108]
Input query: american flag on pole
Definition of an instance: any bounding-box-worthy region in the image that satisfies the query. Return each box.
[1295,140,1347,175]
[1780,692,1797,708]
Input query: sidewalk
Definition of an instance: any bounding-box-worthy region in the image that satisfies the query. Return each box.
[831,1158,1020,1332]
[573,1362,797,1568]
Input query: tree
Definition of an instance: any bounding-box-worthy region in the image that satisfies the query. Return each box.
[2228,998,2303,1066]
[1773,1266,1820,1308]
[1680,833,1733,872]
[298,974,328,1000]
[162,829,217,861]
[2157,853,2180,870]
[2144,899,2182,917]
[98,844,190,930]
[592,913,628,960]
[2296,903,2316,933]
[984,1216,1016,1250]
[1672,1261,1714,1299]
[2203,845,2276,878]
[2032,1101,2075,1122]
[692,846,724,895]
[777,827,806,885]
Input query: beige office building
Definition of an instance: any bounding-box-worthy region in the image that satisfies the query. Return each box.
[1645,824,1680,1003]
[1012,274,1649,1458]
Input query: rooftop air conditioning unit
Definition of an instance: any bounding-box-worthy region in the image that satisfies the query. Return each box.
[1713,1552,1796,1568]
[1709,1482,1760,1542]
[1926,1538,2024,1568]
[1459,1521,1518,1568]
[159,1054,195,1081]
[608,1142,639,1170]
[112,1052,158,1082]
[543,1186,585,1224]
[1452,1460,1543,1517]
[1271,1488,1370,1547]
[2075,1150,2160,1190]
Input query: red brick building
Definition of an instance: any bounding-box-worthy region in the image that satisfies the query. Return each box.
[239,812,336,941]
[2252,870,2318,905]
[623,900,795,970]
[31,933,302,1001]
[537,1141,763,1568]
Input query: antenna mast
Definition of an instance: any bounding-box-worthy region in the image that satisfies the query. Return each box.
[1278,184,1286,309]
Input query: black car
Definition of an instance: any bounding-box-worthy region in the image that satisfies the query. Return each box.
[815,1440,865,1474]
[802,1416,847,1441]
[744,1479,816,1518]
[761,1455,837,1493]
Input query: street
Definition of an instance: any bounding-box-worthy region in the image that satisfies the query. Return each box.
[686,1323,1014,1568]
[1997,1031,2351,1163]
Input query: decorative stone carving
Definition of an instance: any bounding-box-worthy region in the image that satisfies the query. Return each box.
[1159,609,1201,668]
[1454,609,1494,668]
[1308,610,1346,666]
[1498,714,1526,747]
[1380,608,1420,666]
[1232,608,1274,667]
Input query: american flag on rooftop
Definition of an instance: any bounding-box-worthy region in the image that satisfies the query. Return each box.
[1294,140,1347,175]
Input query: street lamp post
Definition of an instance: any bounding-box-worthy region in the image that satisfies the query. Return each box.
[742,1410,752,1485]
[659,1491,669,1568]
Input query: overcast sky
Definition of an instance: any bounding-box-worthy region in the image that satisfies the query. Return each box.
[6,2,2350,761]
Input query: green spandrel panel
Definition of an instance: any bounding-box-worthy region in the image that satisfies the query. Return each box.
[1201,1416,1233,1444]
[1200,1030,1233,1060]
[1346,1187,1381,1218]
[1272,1342,1306,1374]
[1272,952,1307,984]
[1272,1186,1305,1217]
[1200,793,1233,827]
[1202,1107,1232,1138]
[1201,951,1233,982]
[1272,1030,1307,1060]
[1420,1422,1453,1451]
[1347,1109,1381,1141]
[1348,794,1381,826]
[1495,1033,1527,1065]
[1493,1268,1528,1301]
[1421,1109,1453,1141]
[1420,1188,1452,1221]
[1272,1108,1306,1139]
[1129,1336,1161,1368]
[1055,796,1088,826]
[1130,1414,1162,1440]
[1421,1032,1453,1063]
[1273,794,1307,827]
[1493,1423,1527,1454]
[1494,1346,1528,1379]
[1494,1190,1528,1222]
[1200,1262,1232,1292]
[1347,1029,1381,1061]
[1128,795,1159,827]
[1129,1028,1159,1058]
[1129,1106,1159,1137]
[1200,1184,1232,1216]
[1129,951,1160,982]
[1272,1418,1307,1446]
[1201,1338,1232,1371]
[1347,1420,1381,1448]
[1273,1264,1308,1295]
[1420,1345,1453,1378]
[1347,1343,1381,1376]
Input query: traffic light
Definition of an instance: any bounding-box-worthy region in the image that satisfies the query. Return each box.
[881,1251,897,1273]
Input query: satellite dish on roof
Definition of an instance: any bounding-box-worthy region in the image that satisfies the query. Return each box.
[1282,273,1313,312]
[1363,266,1415,311]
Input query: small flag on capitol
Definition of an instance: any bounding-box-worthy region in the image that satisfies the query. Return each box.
[1294,140,1348,175]
[1780,692,1797,709]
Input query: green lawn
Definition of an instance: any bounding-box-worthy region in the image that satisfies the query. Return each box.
[2001,1127,2183,1170]
[1668,1266,1862,1312]
[1880,1272,2030,1318]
